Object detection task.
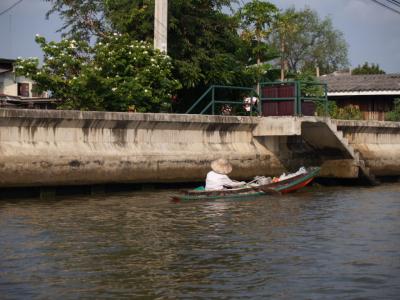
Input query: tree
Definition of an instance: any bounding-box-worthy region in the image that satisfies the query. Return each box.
[46,0,257,112]
[236,0,278,93]
[236,0,278,63]
[16,34,180,112]
[45,0,109,40]
[352,62,385,75]
[272,10,298,80]
[270,8,349,75]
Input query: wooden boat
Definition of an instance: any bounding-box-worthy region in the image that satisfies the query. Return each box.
[171,167,320,202]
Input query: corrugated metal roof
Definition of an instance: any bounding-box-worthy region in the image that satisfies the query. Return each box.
[0,67,12,74]
[319,74,400,92]
[0,58,16,65]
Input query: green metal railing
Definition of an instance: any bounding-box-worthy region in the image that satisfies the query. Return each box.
[260,80,328,116]
[185,85,260,115]
[185,81,328,116]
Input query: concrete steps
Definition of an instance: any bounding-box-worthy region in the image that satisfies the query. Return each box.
[328,119,378,185]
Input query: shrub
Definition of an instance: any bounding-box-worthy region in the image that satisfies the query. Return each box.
[335,104,363,120]
[385,98,400,121]
[315,100,337,117]
[315,101,362,120]
[16,34,181,112]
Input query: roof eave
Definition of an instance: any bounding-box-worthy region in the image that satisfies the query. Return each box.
[328,90,400,96]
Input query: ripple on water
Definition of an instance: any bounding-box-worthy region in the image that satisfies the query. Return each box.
[1,184,400,299]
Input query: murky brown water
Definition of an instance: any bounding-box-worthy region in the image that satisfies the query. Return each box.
[1,184,400,299]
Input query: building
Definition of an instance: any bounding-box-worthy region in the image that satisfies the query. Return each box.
[0,58,57,109]
[319,73,400,121]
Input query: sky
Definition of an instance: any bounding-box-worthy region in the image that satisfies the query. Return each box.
[0,0,399,73]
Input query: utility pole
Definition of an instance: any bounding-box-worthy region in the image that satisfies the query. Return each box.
[154,0,168,53]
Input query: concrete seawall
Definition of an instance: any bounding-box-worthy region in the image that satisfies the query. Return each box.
[336,120,400,176]
[0,109,399,187]
[0,109,285,187]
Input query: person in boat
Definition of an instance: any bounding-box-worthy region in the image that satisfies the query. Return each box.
[205,158,246,190]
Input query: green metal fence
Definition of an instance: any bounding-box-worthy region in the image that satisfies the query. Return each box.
[185,85,260,115]
[185,81,328,116]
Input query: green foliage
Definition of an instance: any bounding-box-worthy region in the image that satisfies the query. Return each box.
[352,62,385,75]
[237,0,278,43]
[46,0,278,112]
[93,0,250,89]
[236,0,278,69]
[315,100,336,117]
[341,104,359,119]
[16,34,180,112]
[315,101,362,120]
[270,8,349,75]
[335,104,362,120]
[45,0,109,40]
[272,10,299,80]
[385,98,400,121]
[42,1,350,113]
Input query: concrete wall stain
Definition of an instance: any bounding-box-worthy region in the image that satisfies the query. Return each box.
[69,160,81,168]
[0,110,399,187]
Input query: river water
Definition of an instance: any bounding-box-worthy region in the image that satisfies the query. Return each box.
[1,184,400,299]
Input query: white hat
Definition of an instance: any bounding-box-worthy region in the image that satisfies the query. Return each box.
[211,158,232,175]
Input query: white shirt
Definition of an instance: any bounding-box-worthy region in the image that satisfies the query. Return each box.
[205,171,242,190]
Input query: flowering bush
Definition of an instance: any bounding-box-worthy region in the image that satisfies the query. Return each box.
[16,34,181,112]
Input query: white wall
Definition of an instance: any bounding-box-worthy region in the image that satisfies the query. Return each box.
[0,71,38,97]
[0,72,17,95]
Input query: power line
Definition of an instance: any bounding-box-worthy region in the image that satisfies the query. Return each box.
[0,0,23,17]
[371,0,400,15]
[386,0,400,8]
[387,0,400,6]
[377,0,400,10]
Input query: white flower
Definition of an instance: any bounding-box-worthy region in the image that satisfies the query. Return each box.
[112,87,117,91]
